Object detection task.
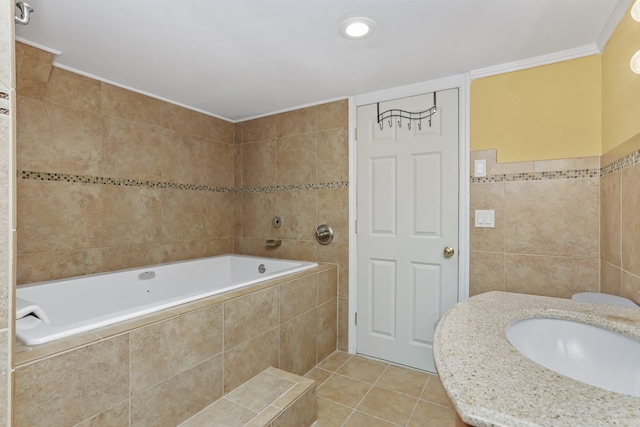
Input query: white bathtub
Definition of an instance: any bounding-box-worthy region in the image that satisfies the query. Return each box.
[16,255,318,345]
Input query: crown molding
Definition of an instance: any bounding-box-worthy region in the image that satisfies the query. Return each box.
[597,0,633,51]
[469,44,600,80]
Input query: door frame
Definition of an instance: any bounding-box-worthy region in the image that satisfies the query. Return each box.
[348,73,470,353]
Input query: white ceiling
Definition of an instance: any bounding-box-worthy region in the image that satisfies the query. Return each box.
[15,0,626,122]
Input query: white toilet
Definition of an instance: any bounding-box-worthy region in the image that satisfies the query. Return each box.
[571,292,639,308]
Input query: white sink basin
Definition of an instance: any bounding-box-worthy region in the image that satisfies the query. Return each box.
[506,318,640,397]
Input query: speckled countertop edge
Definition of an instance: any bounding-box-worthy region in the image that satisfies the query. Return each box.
[433,291,640,427]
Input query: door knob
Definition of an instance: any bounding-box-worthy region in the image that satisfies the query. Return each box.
[443,247,455,258]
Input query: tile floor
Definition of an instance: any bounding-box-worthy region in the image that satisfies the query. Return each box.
[305,351,457,427]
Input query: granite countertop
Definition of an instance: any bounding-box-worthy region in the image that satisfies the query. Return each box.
[433,291,640,427]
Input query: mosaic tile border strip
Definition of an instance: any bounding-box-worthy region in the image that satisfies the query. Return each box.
[601,150,640,177]
[18,171,348,193]
[470,168,600,183]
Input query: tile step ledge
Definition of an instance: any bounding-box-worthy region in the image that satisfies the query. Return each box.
[179,367,317,427]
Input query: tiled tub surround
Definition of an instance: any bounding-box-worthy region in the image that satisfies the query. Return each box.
[17,255,317,345]
[15,41,350,350]
[234,101,350,351]
[14,264,337,427]
[469,150,601,298]
[434,291,640,427]
[15,41,236,284]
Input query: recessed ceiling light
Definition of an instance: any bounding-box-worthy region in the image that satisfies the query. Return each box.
[340,18,376,40]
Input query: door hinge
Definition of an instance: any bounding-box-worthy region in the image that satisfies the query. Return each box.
[355,312,358,325]
[355,220,358,233]
[354,128,358,141]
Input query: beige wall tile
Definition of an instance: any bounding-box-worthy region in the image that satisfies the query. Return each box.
[277,134,316,185]
[317,188,348,243]
[280,309,318,375]
[622,271,640,305]
[101,185,162,247]
[224,286,279,349]
[317,127,348,183]
[470,183,505,252]
[17,96,102,175]
[131,304,223,394]
[101,116,164,181]
[277,189,316,240]
[469,251,505,296]
[277,107,317,138]
[317,267,337,305]
[44,67,101,113]
[207,237,234,256]
[504,254,599,298]
[206,115,234,144]
[621,163,640,276]
[271,385,317,427]
[73,401,129,427]
[162,130,208,185]
[207,141,234,188]
[14,335,129,427]
[601,171,621,266]
[159,239,208,264]
[15,43,54,99]
[206,192,235,238]
[234,145,243,187]
[242,116,277,143]
[162,103,206,138]
[161,189,207,241]
[601,260,622,296]
[317,243,348,298]
[234,236,273,257]
[18,180,101,253]
[242,192,277,238]
[280,275,317,323]
[337,297,349,351]
[277,239,317,261]
[224,328,280,393]
[317,299,337,362]
[317,100,348,131]
[101,83,162,126]
[17,248,103,285]
[130,355,223,427]
[505,179,599,257]
[242,140,276,187]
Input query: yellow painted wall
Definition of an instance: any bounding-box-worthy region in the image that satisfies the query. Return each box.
[602,4,640,153]
[470,55,602,163]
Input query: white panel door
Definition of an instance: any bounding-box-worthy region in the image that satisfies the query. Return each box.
[356,89,459,372]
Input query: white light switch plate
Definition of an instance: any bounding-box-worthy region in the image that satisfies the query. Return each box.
[475,209,495,228]
[474,159,487,177]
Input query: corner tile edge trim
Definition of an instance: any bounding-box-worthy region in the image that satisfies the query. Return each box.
[18,171,348,193]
